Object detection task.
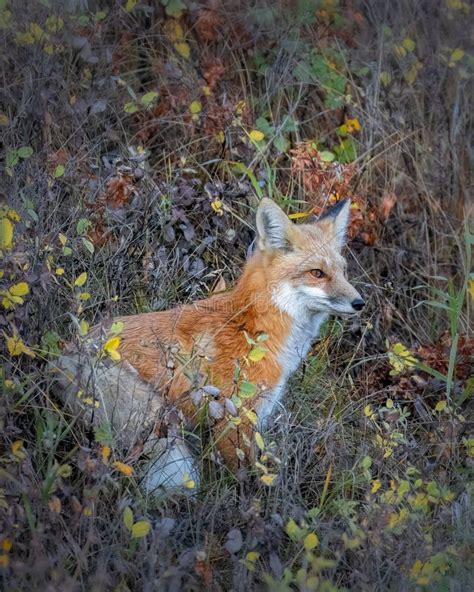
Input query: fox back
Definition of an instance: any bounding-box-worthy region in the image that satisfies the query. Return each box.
[52,198,364,492]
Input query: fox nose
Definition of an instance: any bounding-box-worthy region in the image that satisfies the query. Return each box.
[351,298,365,311]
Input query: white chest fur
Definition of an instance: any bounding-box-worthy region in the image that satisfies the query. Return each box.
[256,312,328,427]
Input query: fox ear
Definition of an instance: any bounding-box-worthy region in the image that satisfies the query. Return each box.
[256,198,293,251]
[318,199,351,250]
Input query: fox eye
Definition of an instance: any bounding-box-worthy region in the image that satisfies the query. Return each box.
[310,269,325,279]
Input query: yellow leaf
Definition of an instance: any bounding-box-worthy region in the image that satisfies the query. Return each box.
[123,506,134,530]
[371,479,382,493]
[29,22,44,41]
[402,37,415,52]
[183,473,196,489]
[1,539,12,552]
[345,117,361,132]
[245,409,258,425]
[386,398,394,409]
[112,461,134,476]
[48,496,61,513]
[131,520,151,538]
[189,100,202,114]
[245,551,260,562]
[174,41,190,59]
[165,20,184,42]
[74,272,87,287]
[304,532,319,550]
[15,31,35,45]
[364,404,373,417]
[103,336,121,361]
[214,131,225,143]
[261,474,277,486]
[0,217,13,249]
[0,114,9,126]
[101,445,111,464]
[11,440,23,455]
[288,210,313,220]
[211,199,223,214]
[255,432,265,451]
[55,267,65,276]
[249,129,265,142]
[83,506,93,517]
[468,278,474,300]
[0,554,10,568]
[9,282,29,297]
[79,319,89,336]
[4,331,35,357]
[79,292,91,301]
[435,400,447,412]
[57,464,72,477]
[125,0,137,12]
[450,48,464,62]
[248,347,267,362]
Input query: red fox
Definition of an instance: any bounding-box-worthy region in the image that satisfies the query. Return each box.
[53,198,364,493]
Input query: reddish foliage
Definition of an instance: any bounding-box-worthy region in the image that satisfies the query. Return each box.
[104,174,137,208]
[203,58,226,89]
[290,142,377,243]
[379,192,397,221]
[194,559,213,586]
[418,333,474,380]
[203,99,234,137]
[195,9,224,42]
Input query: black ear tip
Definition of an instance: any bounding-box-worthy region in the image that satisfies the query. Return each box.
[318,198,349,220]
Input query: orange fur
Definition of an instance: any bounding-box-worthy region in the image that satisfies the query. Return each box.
[115,250,294,468]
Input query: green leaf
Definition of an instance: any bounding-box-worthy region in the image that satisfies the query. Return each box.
[17,146,33,158]
[319,151,335,162]
[255,116,274,136]
[285,519,300,540]
[334,137,357,164]
[131,520,151,538]
[124,101,138,114]
[123,506,134,531]
[140,91,159,108]
[274,134,290,153]
[162,0,187,18]
[239,381,257,398]
[6,150,19,169]
[94,422,114,445]
[111,321,124,335]
[53,164,65,178]
[76,218,91,235]
[82,237,95,254]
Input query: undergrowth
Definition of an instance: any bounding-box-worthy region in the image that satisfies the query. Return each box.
[0,1,472,590]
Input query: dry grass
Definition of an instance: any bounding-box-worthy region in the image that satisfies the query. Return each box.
[0,1,472,590]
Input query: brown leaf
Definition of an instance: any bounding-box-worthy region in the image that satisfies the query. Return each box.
[380,192,397,221]
[195,10,224,42]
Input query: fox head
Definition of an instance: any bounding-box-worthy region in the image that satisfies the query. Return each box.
[255,198,365,316]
